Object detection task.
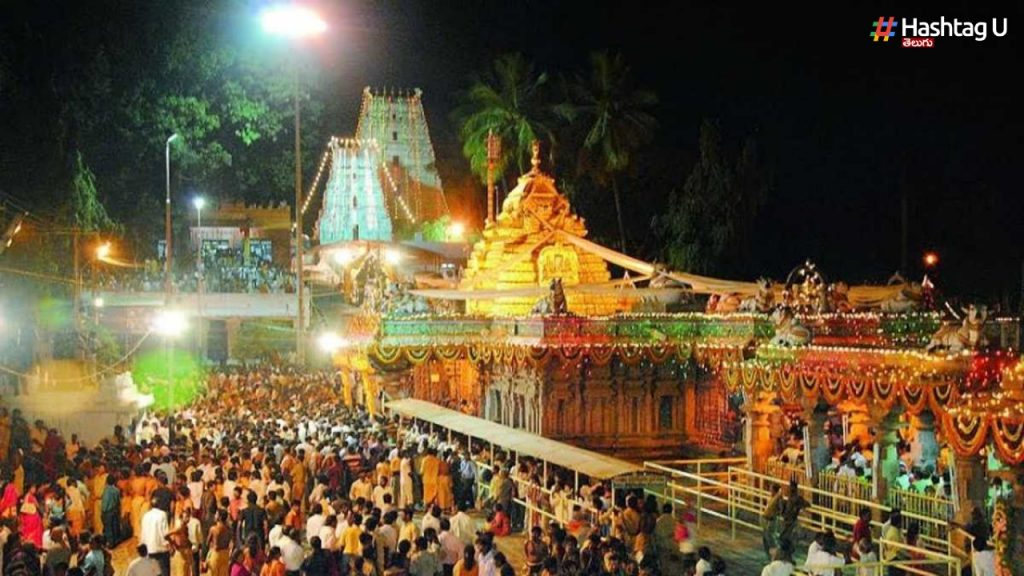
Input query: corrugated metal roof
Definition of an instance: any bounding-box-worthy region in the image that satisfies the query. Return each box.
[385,398,643,480]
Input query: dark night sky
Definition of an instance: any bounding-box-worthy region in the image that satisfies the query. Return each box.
[302,1,1023,298]
[3,1,1022,298]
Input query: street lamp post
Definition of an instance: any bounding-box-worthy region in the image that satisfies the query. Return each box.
[261,5,326,366]
[153,308,186,440]
[193,196,205,360]
[165,133,180,304]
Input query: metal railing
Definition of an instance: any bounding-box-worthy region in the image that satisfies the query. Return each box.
[765,456,811,486]
[818,470,873,516]
[642,461,963,576]
[887,487,955,542]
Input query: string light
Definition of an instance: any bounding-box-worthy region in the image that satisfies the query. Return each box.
[301,137,336,217]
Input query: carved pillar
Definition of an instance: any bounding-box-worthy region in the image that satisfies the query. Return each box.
[747,393,778,472]
[804,396,832,476]
[912,410,939,471]
[875,406,904,499]
[953,453,987,523]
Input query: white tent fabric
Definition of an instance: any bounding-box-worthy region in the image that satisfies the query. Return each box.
[386,398,643,480]
[417,224,907,306]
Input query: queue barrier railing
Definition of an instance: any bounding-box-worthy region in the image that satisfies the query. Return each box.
[641,462,963,576]
[887,487,956,542]
[765,456,811,486]
[817,470,873,516]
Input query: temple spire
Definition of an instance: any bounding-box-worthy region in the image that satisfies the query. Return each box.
[529,140,542,175]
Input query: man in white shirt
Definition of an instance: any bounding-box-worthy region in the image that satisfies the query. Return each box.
[805,533,845,576]
[125,544,162,576]
[140,502,170,576]
[450,503,477,547]
[761,540,795,576]
[438,519,462,575]
[279,528,305,574]
[372,476,390,510]
[268,521,284,550]
[972,537,996,576]
[377,511,399,558]
[421,505,442,535]
[305,504,326,545]
[694,546,713,576]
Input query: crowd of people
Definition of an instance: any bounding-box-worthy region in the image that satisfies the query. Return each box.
[93,261,294,295]
[1,368,706,576]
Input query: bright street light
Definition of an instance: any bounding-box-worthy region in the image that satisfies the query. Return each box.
[261,5,327,38]
[260,5,325,365]
[93,297,105,308]
[192,196,206,211]
[447,221,465,241]
[384,248,402,265]
[95,242,112,261]
[923,251,939,268]
[317,331,347,353]
[152,309,187,338]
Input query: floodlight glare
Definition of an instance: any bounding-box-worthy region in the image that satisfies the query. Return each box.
[261,5,327,38]
[152,309,187,338]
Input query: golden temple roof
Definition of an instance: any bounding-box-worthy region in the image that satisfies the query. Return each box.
[460,149,624,317]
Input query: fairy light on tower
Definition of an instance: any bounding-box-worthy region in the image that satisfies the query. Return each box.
[260,4,327,364]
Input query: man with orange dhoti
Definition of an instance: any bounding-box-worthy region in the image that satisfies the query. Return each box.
[289,451,307,506]
[421,448,441,507]
[129,466,151,538]
[89,465,108,534]
[64,477,86,537]
[117,469,132,535]
[437,454,454,513]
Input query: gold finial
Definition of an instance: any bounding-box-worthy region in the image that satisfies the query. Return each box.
[530,140,541,174]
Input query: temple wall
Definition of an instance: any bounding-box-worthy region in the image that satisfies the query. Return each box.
[399,355,696,460]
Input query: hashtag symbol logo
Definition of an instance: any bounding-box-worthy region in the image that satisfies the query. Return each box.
[871,17,898,41]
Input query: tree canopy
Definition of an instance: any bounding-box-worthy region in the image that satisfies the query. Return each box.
[660,119,769,277]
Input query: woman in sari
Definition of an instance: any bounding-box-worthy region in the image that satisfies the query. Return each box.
[19,484,44,548]
[0,472,19,518]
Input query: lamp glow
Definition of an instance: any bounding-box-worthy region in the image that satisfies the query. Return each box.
[317,331,347,353]
[447,221,465,240]
[923,251,939,268]
[261,5,327,38]
[192,197,206,211]
[333,248,355,265]
[384,248,402,265]
[152,309,187,338]
[93,297,105,309]
[95,242,112,261]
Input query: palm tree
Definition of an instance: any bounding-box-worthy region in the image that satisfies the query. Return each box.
[563,51,657,251]
[453,53,557,184]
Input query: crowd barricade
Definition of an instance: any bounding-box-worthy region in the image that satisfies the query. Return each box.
[764,456,810,486]
[640,460,964,576]
[887,487,956,542]
[817,469,873,516]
